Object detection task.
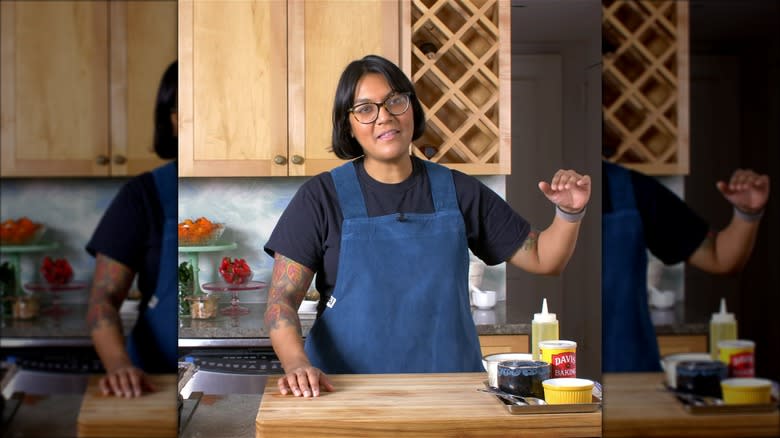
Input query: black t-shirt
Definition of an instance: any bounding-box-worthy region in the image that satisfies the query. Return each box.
[265,157,530,298]
[86,172,163,298]
[602,161,709,265]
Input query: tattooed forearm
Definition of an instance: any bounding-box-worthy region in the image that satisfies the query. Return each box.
[264,253,313,332]
[86,254,133,332]
[701,230,717,251]
[521,229,539,251]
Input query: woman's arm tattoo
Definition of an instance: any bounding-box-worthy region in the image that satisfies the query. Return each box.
[86,254,133,332]
[522,229,539,251]
[264,254,313,333]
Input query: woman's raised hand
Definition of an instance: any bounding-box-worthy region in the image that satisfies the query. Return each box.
[538,169,591,213]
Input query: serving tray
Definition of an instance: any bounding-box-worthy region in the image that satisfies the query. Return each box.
[677,395,779,415]
[484,381,602,415]
[660,381,780,414]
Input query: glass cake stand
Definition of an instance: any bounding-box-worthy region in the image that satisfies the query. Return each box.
[201,280,266,316]
[24,280,88,316]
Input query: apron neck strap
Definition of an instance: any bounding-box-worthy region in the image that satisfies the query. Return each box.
[423,160,458,212]
[605,162,636,211]
[331,161,368,219]
[151,161,177,219]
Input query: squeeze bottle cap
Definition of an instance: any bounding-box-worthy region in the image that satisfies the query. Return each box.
[711,297,735,323]
[533,298,557,323]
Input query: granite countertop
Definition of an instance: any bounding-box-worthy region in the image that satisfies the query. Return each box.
[1,304,137,346]
[178,301,532,343]
[650,303,708,335]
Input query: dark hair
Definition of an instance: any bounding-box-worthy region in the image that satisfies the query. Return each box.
[331,55,425,159]
[153,61,177,159]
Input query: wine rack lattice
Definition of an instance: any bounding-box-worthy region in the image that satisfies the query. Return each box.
[603,0,689,175]
[410,0,510,174]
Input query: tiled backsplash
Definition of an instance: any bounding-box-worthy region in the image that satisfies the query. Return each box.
[0,178,130,302]
[178,174,508,303]
[2,173,507,304]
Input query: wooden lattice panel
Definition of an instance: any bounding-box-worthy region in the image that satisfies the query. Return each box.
[603,0,689,175]
[410,0,510,175]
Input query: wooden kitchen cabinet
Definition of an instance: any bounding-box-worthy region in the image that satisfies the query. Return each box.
[179,0,401,177]
[478,334,529,356]
[657,334,707,357]
[407,0,511,175]
[0,1,176,177]
[602,0,690,175]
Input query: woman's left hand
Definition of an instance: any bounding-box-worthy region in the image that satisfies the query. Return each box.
[538,169,591,213]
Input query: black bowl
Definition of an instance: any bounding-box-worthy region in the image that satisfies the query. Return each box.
[497,360,551,399]
[676,360,728,398]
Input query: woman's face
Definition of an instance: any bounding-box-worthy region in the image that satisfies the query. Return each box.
[349,73,414,164]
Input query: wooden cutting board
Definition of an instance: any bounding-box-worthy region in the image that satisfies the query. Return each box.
[77,374,178,438]
[603,372,780,437]
[256,372,601,437]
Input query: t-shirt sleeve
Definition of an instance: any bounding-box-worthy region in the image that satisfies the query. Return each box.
[632,171,710,265]
[264,176,330,272]
[86,175,152,272]
[452,171,530,266]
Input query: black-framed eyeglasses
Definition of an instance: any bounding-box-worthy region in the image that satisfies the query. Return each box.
[348,92,411,124]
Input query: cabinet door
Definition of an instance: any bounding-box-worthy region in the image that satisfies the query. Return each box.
[657,335,707,357]
[1,1,109,177]
[602,1,689,175]
[179,0,288,177]
[479,335,530,357]
[287,0,401,176]
[109,1,176,176]
[407,0,511,175]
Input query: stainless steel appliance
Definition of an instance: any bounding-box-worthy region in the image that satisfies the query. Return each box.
[1,347,102,397]
[178,347,282,397]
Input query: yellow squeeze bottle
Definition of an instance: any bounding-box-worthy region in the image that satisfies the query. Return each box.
[532,298,559,361]
[709,297,737,360]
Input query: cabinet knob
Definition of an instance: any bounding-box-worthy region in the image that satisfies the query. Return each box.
[112,155,127,165]
[274,155,287,165]
[95,155,110,165]
[291,155,304,165]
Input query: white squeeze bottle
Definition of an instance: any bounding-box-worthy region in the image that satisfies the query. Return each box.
[710,297,737,359]
[532,298,559,361]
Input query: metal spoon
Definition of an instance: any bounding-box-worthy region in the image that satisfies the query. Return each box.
[673,391,724,406]
[477,387,547,405]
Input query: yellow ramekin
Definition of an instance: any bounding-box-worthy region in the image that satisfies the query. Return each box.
[720,378,772,405]
[542,378,594,404]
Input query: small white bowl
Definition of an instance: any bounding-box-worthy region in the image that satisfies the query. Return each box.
[298,300,318,313]
[660,352,712,389]
[482,352,533,388]
[472,290,496,309]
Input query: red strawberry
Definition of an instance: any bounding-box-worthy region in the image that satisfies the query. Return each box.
[41,256,73,285]
[219,257,252,285]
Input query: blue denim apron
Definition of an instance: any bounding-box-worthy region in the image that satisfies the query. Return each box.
[304,160,483,373]
[602,162,661,372]
[126,161,178,373]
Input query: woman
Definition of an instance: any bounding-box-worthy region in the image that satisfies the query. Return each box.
[263,55,590,397]
[602,160,769,372]
[85,61,178,397]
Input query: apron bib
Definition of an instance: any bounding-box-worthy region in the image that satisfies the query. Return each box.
[602,162,662,372]
[126,161,178,373]
[304,160,483,373]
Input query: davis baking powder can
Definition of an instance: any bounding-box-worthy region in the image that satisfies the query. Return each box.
[539,340,576,378]
[718,339,755,377]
